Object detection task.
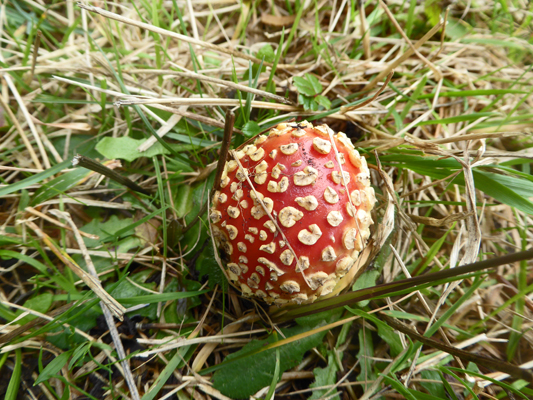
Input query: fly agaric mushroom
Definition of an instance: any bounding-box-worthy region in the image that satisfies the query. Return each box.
[210,121,376,305]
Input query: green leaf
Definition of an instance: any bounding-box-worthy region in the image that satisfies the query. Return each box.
[379,154,533,215]
[475,170,533,199]
[309,351,340,400]
[293,76,317,96]
[35,350,72,385]
[444,366,530,399]
[18,189,30,212]
[473,171,533,215]
[357,328,374,391]
[298,94,318,111]
[424,0,442,26]
[352,269,380,307]
[30,167,92,206]
[53,134,100,160]
[380,374,417,400]
[99,206,167,244]
[212,319,332,398]
[96,136,171,162]
[5,349,21,400]
[16,293,53,325]
[80,215,138,249]
[165,133,216,148]
[305,73,323,94]
[257,44,275,63]
[204,50,221,67]
[197,242,228,291]
[315,95,331,109]
[242,120,262,139]
[0,250,48,275]
[141,346,194,400]
[68,342,91,369]
[420,370,446,399]
[347,308,404,357]
[264,347,281,400]
[0,236,23,246]
[416,225,452,275]
[445,18,470,40]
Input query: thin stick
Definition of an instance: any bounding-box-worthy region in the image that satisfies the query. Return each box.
[156,68,292,104]
[116,97,297,111]
[378,311,533,384]
[430,7,450,62]
[135,103,244,134]
[274,248,533,322]
[213,110,235,192]
[72,155,152,195]
[180,111,235,236]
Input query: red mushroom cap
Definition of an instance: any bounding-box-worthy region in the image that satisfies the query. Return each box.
[210,121,376,305]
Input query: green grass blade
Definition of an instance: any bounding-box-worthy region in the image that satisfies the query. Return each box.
[0,160,71,198]
[5,349,22,400]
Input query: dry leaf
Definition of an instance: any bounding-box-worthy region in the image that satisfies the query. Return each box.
[261,14,296,27]
[408,211,474,227]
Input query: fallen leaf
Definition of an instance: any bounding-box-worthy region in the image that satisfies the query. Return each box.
[407,211,474,227]
[261,14,296,27]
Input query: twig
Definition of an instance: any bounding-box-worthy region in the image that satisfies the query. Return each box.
[116,97,297,111]
[179,110,237,237]
[274,248,533,322]
[378,310,533,384]
[72,155,152,195]
[134,103,244,134]
[161,68,292,104]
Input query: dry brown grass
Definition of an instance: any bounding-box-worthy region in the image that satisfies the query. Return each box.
[1,1,533,399]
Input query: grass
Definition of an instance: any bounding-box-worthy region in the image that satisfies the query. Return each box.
[1,0,533,399]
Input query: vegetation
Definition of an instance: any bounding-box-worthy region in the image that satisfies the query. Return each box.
[0,1,532,399]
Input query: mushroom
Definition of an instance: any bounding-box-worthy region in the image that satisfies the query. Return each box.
[210,121,376,305]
